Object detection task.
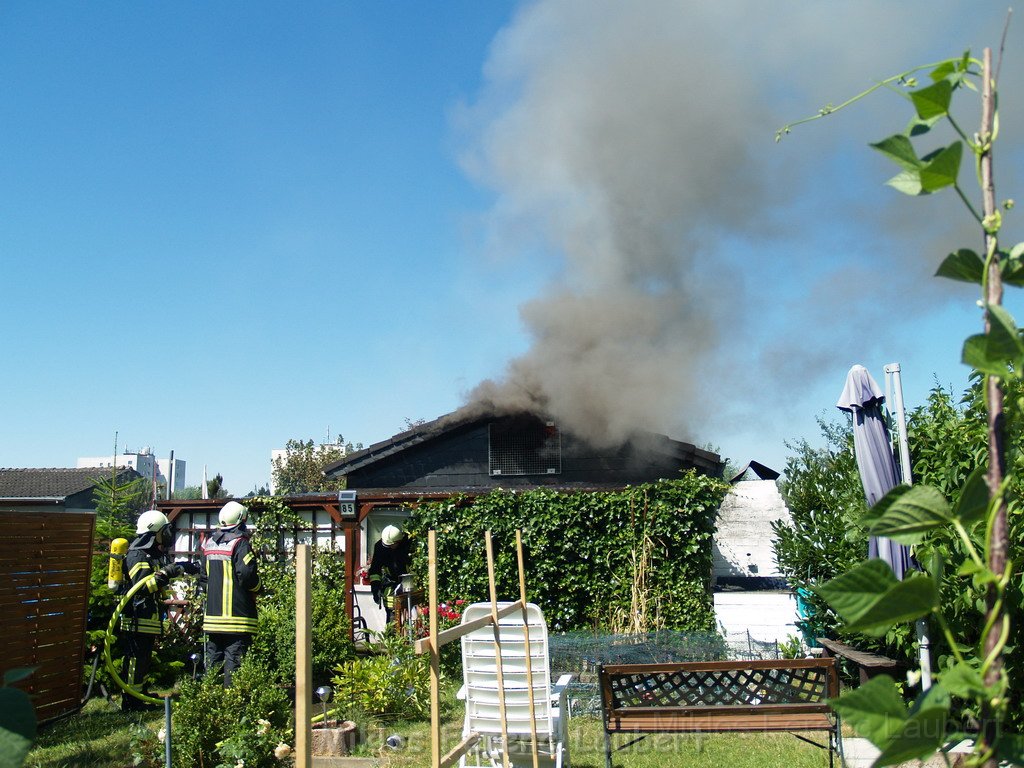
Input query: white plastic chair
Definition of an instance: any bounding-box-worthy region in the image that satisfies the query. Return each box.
[459,601,572,768]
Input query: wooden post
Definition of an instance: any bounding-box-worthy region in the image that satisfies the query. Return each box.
[429,530,441,768]
[486,531,511,768]
[295,544,312,768]
[516,531,541,768]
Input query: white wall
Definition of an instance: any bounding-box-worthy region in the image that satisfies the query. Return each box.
[713,479,790,579]
[714,591,800,648]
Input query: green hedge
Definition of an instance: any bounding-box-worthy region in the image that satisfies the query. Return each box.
[407,473,729,633]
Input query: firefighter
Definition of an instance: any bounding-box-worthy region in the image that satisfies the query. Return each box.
[201,500,261,686]
[368,524,411,625]
[120,509,198,711]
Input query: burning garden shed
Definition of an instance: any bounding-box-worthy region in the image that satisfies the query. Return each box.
[322,407,722,491]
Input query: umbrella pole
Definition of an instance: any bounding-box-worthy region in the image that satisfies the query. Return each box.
[884,363,913,484]
[885,363,933,691]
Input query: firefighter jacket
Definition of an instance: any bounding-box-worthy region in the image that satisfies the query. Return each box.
[368,537,411,609]
[121,533,167,636]
[201,526,261,635]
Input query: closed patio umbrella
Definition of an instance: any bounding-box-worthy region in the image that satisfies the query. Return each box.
[836,364,912,578]
[837,363,930,686]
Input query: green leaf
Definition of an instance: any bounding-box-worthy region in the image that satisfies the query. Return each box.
[911,79,953,120]
[956,559,985,577]
[962,333,1014,377]
[867,485,952,544]
[870,134,922,170]
[939,661,986,699]
[874,684,951,766]
[919,141,962,193]
[828,675,907,749]
[0,687,37,768]
[953,465,989,526]
[935,249,984,283]
[906,114,943,137]
[1001,260,1024,287]
[1,668,36,687]
[987,304,1024,371]
[885,169,923,196]
[814,559,938,636]
[929,60,957,83]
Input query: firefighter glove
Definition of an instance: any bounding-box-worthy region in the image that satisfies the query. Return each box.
[175,560,201,576]
[371,582,381,606]
[154,563,184,587]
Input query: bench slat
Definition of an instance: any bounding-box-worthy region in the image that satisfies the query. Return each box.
[607,712,834,733]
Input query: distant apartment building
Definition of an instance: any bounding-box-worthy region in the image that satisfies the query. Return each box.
[77,447,185,498]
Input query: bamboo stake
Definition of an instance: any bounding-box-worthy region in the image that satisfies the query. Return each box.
[516,530,541,768]
[486,531,511,768]
[413,601,524,656]
[295,544,312,768]
[429,530,441,768]
[980,47,1008,768]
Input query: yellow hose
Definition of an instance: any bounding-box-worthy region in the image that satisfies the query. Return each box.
[103,574,164,705]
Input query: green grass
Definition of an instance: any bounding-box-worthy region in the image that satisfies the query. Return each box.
[370,716,835,768]
[27,693,836,768]
[25,699,163,768]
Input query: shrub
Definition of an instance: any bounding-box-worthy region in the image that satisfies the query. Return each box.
[330,628,429,720]
[774,378,1024,727]
[171,656,292,768]
[250,547,356,686]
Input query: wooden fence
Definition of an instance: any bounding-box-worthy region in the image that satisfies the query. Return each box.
[0,510,95,723]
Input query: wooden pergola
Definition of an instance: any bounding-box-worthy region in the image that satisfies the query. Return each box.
[158,491,458,642]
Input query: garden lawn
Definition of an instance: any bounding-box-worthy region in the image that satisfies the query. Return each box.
[25,698,163,768]
[369,716,835,767]
[26,695,835,768]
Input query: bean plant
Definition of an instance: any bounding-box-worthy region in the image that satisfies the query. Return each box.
[780,44,1020,767]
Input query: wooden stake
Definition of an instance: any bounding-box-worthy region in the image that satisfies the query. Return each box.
[295,544,312,768]
[517,530,541,768]
[429,530,441,768]
[486,531,511,768]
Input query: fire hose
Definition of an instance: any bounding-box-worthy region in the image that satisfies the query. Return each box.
[102,573,166,706]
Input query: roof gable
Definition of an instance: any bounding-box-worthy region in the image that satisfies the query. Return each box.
[323,407,721,481]
[0,467,141,499]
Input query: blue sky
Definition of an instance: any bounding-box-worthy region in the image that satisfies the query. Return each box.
[2,2,1021,494]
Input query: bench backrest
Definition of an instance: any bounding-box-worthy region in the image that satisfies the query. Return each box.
[599,658,839,719]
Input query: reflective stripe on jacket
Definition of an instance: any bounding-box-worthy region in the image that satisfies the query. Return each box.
[201,528,260,634]
[121,538,166,636]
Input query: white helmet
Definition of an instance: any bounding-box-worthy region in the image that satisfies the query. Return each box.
[137,509,171,544]
[219,500,248,527]
[381,525,405,546]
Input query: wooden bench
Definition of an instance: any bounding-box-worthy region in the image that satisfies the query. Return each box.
[817,637,901,685]
[598,659,840,768]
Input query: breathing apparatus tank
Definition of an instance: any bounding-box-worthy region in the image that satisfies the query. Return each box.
[107,538,129,590]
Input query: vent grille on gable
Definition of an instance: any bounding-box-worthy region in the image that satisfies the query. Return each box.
[488,417,561,476]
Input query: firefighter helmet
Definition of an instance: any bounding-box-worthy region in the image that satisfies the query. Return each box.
[137,509,169,535]
[219,501,248,527]
[381,524,405,546]
[136,509,171,545]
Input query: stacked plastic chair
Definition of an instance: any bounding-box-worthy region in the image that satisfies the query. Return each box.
[459,601,572,768]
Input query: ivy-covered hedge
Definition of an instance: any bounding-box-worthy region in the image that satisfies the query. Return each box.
[406,473,729,633]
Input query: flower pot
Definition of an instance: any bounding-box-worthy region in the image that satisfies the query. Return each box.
[311,720,359,756]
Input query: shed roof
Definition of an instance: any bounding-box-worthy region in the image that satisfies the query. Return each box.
[0,467,140,499]
[323,406,721,479]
